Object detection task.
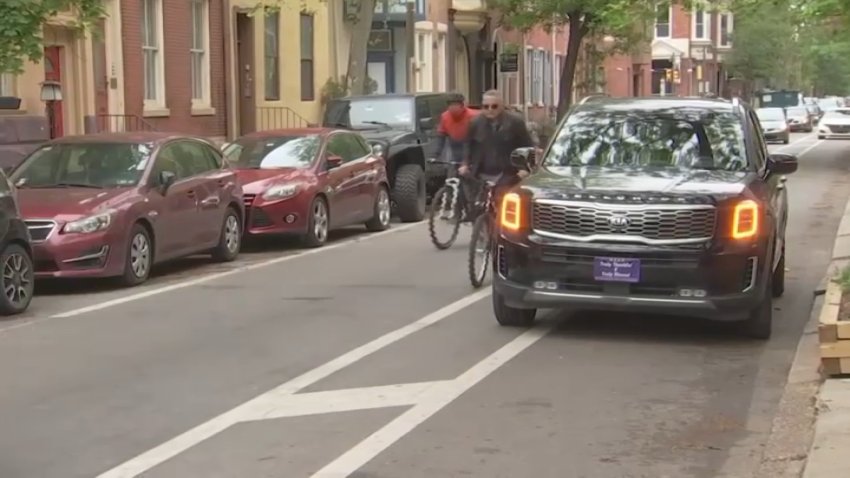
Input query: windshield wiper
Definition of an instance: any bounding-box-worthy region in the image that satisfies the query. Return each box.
[23,182,103,189]
[362,120,390,127]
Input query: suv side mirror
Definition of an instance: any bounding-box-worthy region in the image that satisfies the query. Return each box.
[326,155,343,169]
[157,170,177,193]
[419,117,435,131]
[767,153,798,175]
[510,147,537,171]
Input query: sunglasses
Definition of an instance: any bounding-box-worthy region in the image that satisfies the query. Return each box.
[482,104,501,110]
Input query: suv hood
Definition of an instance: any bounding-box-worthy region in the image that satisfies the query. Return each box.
[524,167,748,199]
[17,187,135,219]
[356,128,414,143]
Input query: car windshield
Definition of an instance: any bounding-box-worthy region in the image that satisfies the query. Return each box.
[224,135,320,169]
[324,97,414,129]
[823,109,850,120]
[544,110,748,172]
[786,107,808,116]
[756,108,785,121]
[10,142,152,188]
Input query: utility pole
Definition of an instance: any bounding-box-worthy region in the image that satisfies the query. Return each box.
[406,1,415,92]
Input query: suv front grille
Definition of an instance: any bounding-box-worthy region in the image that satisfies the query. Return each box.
[25,220,57,242]
[532,200,716,245]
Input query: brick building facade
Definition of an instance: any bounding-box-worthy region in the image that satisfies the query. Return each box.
[121,0,228,141]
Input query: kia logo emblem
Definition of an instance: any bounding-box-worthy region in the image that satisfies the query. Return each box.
[608,214,630,227]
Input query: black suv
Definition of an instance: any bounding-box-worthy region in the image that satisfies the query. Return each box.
[0,167,34,316]
[322,93,453,222]
[493,97,797,339]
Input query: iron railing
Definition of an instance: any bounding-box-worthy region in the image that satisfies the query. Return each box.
[256,106,311,130]
[85,114,157,134]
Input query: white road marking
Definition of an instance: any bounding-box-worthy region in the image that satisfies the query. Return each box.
[310,322,557,478]
[774,133,816,151]
[95,288,492,478]
[792,139,825,158]
[0,222,424,336]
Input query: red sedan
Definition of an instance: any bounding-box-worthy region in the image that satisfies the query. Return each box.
[9,133,244,286]
[224,128,391,246]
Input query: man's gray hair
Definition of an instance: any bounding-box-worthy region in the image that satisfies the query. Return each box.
[482,89,502,102]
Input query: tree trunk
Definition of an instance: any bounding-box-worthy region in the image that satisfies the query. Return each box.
[556,15,586,120]
[346,0,376,95]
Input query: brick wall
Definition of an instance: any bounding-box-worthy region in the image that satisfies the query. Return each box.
[121,0,227,137]
[671,4,691,39]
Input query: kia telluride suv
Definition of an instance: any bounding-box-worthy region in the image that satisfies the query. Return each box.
[493,97,797,339]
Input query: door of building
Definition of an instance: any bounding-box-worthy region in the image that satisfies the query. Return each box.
[43,46,64,138]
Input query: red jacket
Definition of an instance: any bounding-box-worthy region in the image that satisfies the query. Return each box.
[437,107,479,141]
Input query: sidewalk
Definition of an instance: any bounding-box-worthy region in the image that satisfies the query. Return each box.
[803,379,850,478]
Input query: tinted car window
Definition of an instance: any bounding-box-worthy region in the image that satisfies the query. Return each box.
[345,133,370,158]
[786,107,808,116]
[756,108,786,121]
[747,110,767,170]
[225,135,320,169]
[11,142,153,188]
[167,141,216,177]
[545,109,748,172]
[327,134,356,163]
[428,95,449,120]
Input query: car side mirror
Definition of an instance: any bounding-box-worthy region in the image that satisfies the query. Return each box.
[419,117,435,131]
[326,155,343,169]
[510,147,537,171]
[157,170,177,193]
[767,153,798,175]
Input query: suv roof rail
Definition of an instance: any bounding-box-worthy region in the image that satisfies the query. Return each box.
[578,94,608,105]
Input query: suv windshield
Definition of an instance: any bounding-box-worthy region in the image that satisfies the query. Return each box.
[756,108,785,121]
[224,135,320,169]
[324,97,414,129]
[11,142,152,188]
[544,110,748,172]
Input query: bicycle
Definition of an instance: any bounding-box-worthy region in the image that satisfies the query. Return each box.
[467,177,500,288]
[427,159,478,250]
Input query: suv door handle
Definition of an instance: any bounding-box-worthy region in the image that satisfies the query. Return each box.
[201,197,220,207]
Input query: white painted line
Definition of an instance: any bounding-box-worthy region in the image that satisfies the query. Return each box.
[310,322,557,478]
[95,288,491,478]
[793,139,824,158]
[250,381,453,420]
[773,134,815,152]
[0,222,423,336]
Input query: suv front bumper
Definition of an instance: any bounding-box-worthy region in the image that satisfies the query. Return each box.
[493,233,770,321]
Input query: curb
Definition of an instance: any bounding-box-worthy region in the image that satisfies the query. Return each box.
[755,189,850,476]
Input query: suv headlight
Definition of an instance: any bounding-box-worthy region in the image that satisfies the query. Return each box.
[262,183,300,200]
[64,210,114,234]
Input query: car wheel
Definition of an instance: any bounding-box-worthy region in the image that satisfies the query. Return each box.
[772,245,785,298]
[302,196,329,248]
[211,207,241,262]
[741,274,773,340]
[119,224,153,287]
[818,135,825,140]
[493,287,536,327]
[365,185,391,232]
[392,163,426,223]
[0,243,34,316]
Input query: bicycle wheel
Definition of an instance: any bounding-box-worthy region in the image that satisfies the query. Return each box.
[428,184,462,250]
[468,214,492,288]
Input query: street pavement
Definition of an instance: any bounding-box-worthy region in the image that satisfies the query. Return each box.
[1,132,848,478]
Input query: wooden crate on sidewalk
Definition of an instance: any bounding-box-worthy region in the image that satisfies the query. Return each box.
[819,280,850,376]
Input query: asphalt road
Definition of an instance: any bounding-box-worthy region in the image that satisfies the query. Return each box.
[1,132,848,478]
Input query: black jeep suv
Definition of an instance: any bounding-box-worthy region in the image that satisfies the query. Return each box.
[493,97,798,339]
[323,93,453,222]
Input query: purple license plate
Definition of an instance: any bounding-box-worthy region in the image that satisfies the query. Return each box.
[593,257,641,283]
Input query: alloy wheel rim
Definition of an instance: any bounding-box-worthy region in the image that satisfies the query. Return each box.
[130,233,150,278]
[3,253,31,306]
[224,215,240,253]
[314,201,328,242]
[378,190,391,226]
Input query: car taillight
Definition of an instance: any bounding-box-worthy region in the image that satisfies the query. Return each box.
[500,193,522,231]
[732,200,759,239]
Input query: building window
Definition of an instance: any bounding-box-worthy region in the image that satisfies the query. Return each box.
[719,13,733,47]
[554,54,564,105]
[543,52,551,107]
[693,9,709,40]
[437,33,446,92]
[300,13,314,101]
[524,48,532,104]
[190,0,210,108]
[0,73,14,96]
[264,11,280,101]
[533,50,543,105]
[141,0,166,108]
[655,6,671,38]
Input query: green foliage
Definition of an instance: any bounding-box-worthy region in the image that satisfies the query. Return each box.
[0,0,105,74]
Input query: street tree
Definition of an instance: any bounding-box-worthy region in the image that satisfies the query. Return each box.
[488,0,658,119]
[0,0,105,74]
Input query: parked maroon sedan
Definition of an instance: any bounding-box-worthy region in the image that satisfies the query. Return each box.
[223,128,390,246]
[9,133,244,286]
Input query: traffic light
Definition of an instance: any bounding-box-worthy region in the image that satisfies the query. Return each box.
[665,69,673,82]
[672,69,680,84]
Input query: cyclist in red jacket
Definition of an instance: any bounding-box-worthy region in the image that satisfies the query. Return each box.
[432,93,479,172]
